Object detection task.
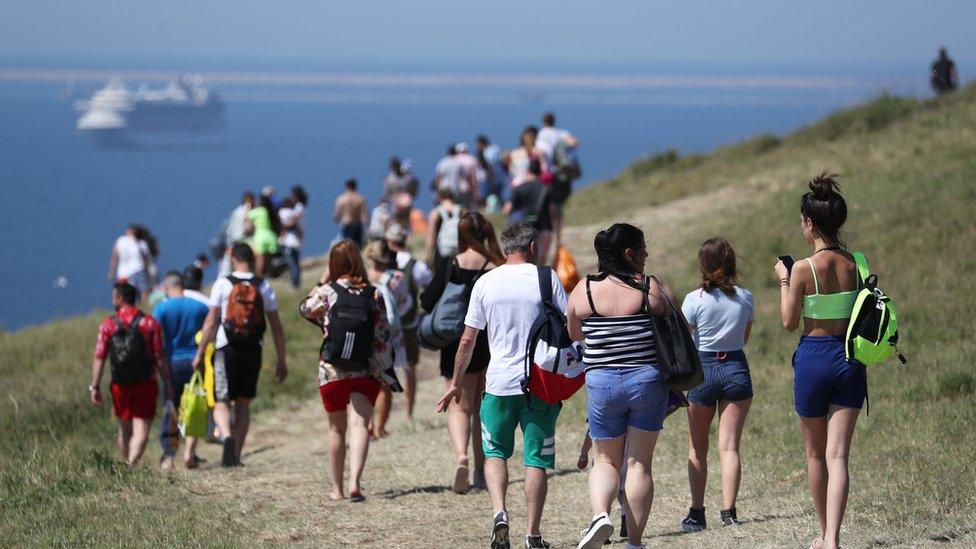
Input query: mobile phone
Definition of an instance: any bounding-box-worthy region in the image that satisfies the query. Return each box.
[778,255,795,276]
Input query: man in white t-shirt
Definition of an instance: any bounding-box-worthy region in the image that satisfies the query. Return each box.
[436,222,566,549]
[107,225,153,301]
[535,111,579,163]
[537,112,580,250]
[193,243,287,467]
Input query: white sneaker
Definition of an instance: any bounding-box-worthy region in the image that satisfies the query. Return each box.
[578,512,614,549]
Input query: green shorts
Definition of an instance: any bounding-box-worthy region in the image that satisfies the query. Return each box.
[480,393,561,469]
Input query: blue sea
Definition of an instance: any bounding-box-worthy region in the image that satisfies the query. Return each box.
[0,60,923,330]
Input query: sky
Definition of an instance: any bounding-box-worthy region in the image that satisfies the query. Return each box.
[2,1,974,73]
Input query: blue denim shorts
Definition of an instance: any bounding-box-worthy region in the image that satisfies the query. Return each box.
[585,365,668,439]
[792,335,866,418]
[687,350,753,406]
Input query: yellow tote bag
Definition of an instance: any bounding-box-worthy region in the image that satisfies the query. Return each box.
[194,331,217,408]
[178,371,209,438]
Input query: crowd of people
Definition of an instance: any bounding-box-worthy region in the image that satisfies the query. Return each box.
[90,106,880,549]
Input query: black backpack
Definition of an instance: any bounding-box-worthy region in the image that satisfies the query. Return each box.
[109,313,154,385]
[321,283,375,372]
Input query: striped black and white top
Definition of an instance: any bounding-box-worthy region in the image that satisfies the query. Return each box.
[580,277,657,370]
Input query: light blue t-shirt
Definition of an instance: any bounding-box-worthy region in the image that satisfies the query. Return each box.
[153,296,210,362]
[681,286,754,352]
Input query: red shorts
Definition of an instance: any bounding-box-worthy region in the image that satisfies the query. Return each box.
[319,377,380,413]
[110,379,158,421]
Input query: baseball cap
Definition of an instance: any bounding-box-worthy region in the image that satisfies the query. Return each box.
[455,142,468,153]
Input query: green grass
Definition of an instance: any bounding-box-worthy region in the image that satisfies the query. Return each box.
[557,82,976,543]
[3,84,976,545]
[0,290,321,545]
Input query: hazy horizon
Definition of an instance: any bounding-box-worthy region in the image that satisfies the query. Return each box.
[2,1,973,73]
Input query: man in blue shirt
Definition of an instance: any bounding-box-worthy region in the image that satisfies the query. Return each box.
[153,271,209,469]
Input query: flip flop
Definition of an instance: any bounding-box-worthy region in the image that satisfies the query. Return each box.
[349,492,366,503]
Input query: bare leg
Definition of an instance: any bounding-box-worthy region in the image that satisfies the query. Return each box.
[213,401,232,440]
[823,406,859,549]
[623,426,659,546]
[717,398,751,509]
[326,410,347,500]
[590,435,626,515]
[800,415,829,547]
[232,397,251,461]
[128,417,153,466]
[403,365,417,419]
[447,377,473,493]
[254,254,266,277]
[117,418,133,460]
[485,457,508,515]
[471,372,487,485]
[371,384,392,439]
[524,466,548,537]
[183,436,199,468]
[347,392,374,497]
[686,403,716,508]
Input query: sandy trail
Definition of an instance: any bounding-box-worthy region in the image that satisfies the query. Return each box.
[175,355,821,548]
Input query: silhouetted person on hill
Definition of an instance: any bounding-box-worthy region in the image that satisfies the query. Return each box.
[931,47,959,95]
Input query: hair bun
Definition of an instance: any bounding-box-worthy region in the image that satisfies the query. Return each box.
[809,170,841,199]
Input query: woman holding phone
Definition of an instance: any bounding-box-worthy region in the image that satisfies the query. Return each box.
[774,171,865,549]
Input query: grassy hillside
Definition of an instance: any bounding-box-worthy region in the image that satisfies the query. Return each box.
[2,85,975,546]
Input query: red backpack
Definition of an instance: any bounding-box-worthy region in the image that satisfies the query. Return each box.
[222,276,266,347]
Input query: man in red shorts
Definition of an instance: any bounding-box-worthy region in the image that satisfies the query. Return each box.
[89,282,172,466]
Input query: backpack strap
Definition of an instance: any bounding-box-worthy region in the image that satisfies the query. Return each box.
[113,315,125,333]
[537,266,554,306]
[805,258,821,294]
[850,252,870,285]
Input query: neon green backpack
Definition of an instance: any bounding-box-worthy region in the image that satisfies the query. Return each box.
[846,252,906,365]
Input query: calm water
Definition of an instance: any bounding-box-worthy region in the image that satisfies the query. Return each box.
[0,69,919,330]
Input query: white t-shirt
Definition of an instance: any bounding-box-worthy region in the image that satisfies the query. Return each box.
[465,263,567,396]
[279,207,302,248]
[681,286,754,352]
[208,271,278,349]
[114,235,146,279]
[536,126,570,162]
[226,205,248,243]
[395,251,432,287]
[183,288,210,306]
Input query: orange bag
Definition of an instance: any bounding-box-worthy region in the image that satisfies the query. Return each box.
[554,245,580,292]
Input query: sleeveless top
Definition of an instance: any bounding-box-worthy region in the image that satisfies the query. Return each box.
[580,275,657,370]
[801,257,859,320]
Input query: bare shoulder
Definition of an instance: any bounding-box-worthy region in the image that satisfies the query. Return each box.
[646,275,677,313]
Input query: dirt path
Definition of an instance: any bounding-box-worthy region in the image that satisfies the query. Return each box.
[171,354,824,548]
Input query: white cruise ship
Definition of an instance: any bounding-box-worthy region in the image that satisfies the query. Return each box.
[75,76,225,147]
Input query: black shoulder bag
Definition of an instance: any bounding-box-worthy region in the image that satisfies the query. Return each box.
[647,275,703,391]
